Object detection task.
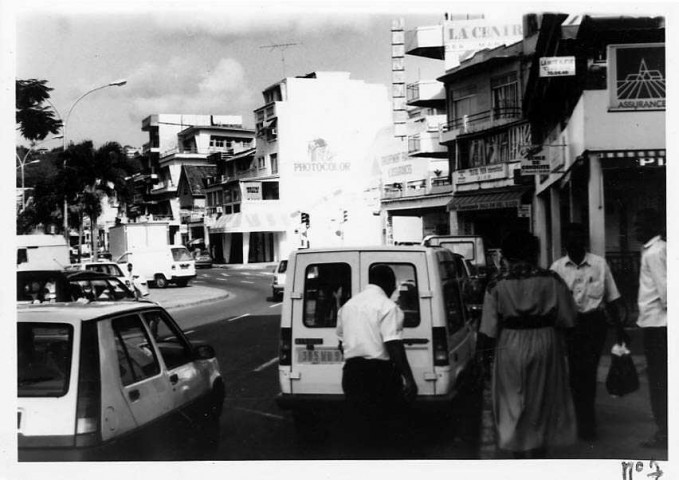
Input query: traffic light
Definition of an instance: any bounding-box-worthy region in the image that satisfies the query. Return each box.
[301,212,310,227]
[342,210,348,222]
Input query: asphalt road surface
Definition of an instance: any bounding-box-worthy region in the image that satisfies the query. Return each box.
[152,267,483,460]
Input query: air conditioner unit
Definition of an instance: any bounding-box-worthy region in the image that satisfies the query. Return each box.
[216,207,223,213]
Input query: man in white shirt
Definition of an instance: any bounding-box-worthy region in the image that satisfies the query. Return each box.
[336,264,417,456]
[551,223,627,441]
[635,209,667,449]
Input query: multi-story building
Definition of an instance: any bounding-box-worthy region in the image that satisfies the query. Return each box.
[208,71,390,263]
[438,38,535,250]
[523,13,665,315]
[128,114,254,244]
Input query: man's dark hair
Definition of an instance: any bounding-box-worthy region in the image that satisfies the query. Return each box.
[501,230,539,263]
[369,264,396,293]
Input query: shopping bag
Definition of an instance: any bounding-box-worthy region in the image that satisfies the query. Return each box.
[605,343,639,397]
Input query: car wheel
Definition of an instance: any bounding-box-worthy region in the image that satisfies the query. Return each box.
[155,275,168,288]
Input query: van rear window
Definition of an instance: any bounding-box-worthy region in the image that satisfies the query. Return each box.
[18,323,74,397]
[303,263,351,328]
[440,241,475,261]
[171,248,192,262]
[371,263,421,328]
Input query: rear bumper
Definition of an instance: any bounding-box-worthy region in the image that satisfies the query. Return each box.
[171,274,196,281]
[276,390,458,412]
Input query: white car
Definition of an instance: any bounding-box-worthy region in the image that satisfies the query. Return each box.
[18,302,224,461]
[68,261,149,297]
[271,260,288,300]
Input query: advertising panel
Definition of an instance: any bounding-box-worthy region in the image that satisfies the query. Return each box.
[444,18,523,69]
[380,151,429,183]
[454,163,508,184]
[539,56,576,77]
[242,182,262,201]
[608,43,665,111]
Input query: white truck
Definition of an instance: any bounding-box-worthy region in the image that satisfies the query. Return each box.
[17,234,71,271]
[108,222,170,260]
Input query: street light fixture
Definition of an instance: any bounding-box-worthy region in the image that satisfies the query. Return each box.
[61,79,127,240]
[16,135,63,212]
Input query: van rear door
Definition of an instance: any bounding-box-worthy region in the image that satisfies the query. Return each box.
[289,252,357,394]
[359,251,435,395]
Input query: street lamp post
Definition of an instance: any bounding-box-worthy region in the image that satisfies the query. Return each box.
[16,135,63,212]
[61,80,127,240]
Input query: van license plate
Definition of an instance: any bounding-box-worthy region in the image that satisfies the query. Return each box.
[297,347,343,364]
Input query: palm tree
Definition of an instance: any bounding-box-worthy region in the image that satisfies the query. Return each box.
[58,141,138,258]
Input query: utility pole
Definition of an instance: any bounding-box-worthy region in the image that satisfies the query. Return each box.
[259,42,300,77]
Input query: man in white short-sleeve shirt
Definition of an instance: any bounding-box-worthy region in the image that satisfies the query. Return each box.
[336,264,417,456]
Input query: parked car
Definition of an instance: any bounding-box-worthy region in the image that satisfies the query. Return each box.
[17,270,139,304]
[275,246,478,438]
[193,249,213,269]
[66,261,149,298]
[271,260,288,300]
[17,302,224,461]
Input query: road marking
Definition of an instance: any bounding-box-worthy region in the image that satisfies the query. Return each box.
[216,277,229,281]
[253,357,278,372]
[270,303,282,308]
[184,329,195,334]
[220,273,230,277]
[228,313,250,322]
[240,280,254,284]
[231,406,286,421]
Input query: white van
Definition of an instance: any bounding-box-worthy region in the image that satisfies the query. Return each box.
[276,246,478,430]
[17,235,70,271]
[115,246,196,288]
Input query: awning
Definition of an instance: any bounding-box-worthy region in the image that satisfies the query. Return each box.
[447,187,530,212]
[382,194,452,211]
[209,211,290,233]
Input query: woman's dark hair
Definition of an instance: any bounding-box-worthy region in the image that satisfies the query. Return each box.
[501,230,539,263]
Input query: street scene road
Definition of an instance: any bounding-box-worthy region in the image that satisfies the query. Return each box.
[146,265,482,460]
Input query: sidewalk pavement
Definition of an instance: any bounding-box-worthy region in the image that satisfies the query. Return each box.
[478,331,667,460]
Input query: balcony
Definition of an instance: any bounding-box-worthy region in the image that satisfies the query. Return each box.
[180,207,205,223]
[382,176,452,199]
[142,142,159,155]
[407,131,447,158]
[440,106,523,144]
[404,25,444,59]
[406,81,445,108]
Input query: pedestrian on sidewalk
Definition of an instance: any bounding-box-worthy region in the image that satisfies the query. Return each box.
[551,223,627,441]
[480,231,577,459]
[635,209,667,449]
[336,264,418,458]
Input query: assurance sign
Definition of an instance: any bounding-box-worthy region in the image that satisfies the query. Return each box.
[539,56,576,77]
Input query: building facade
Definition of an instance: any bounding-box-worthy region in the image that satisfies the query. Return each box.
[207,72,390,263]
[523,14,665,316]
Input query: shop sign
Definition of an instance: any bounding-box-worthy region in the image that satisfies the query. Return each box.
[242,182,262,201]
[444,18,523,68]
[517,204,532,218]
[520,155,550,175]
[608,43,665,111]
[539,56,576,77]
[455,163,508,184]
[456,198,521,211]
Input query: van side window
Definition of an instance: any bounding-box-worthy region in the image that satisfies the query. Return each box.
[113,315,161,386]
[372,263,420,328]
[439,261,465,333]
[303,263,351,328]
[117,254,129,264]
[17,248,28,265]
[142,310,193,369]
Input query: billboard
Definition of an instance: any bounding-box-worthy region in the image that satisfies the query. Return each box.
[608,43,665,111]
[444,18,523,69]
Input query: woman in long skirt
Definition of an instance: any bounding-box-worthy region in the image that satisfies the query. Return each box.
[480,231,577,458]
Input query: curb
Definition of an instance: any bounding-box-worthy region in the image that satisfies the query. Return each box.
[147,289,230,310]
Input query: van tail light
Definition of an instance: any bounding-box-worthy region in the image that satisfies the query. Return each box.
[75,323,101,447]
[279,327,292,366]
[432,327,449,366]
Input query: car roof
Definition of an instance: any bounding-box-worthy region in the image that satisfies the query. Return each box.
[291,246,435,255]
[18,301,158,323]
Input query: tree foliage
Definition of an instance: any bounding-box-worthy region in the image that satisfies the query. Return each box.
[16,79,63,142]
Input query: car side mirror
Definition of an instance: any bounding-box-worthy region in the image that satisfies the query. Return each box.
[194,344,216,360]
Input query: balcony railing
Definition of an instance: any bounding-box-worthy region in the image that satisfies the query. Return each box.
[382,176,452,199]
[441,106,523,134]
[406,81,445,107]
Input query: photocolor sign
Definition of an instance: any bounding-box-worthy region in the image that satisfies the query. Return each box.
[608,43,665,111]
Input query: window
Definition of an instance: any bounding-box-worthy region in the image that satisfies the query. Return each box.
[270,153,278,174]
[142,310,193,370]
[439,262,466,333]
[303,263,352,328]
[18,323,74,397]
[17,248,27,265]
[171,247,192,261]
[257,156,266,170]
[113,315,160,386]
[491,72,519,119]
[371,263,420,328]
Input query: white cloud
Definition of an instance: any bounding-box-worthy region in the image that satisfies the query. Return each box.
[125,56,255,117]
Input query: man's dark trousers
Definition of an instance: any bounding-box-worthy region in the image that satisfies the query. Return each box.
[342,357,405,457]
[643,326,667,436]
[567,310,608,438]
